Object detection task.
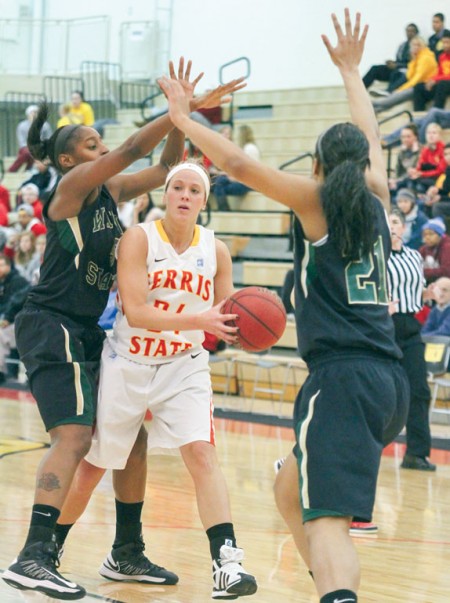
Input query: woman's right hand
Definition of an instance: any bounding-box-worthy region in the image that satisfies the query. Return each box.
[198,299,239,345]
[157,77,191,130]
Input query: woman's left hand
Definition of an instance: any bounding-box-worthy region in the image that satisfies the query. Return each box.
[168,57,204,102]
[190,78,247,110]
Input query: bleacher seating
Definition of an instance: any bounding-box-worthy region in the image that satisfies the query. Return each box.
[2,81,450,408]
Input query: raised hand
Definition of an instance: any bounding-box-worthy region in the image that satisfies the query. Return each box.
[157,76,191,129]
[321,8,368,71]
[168,57,204,102]
[191,77,247,110]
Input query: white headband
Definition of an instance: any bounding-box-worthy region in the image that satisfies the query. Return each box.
[165,162,210,199]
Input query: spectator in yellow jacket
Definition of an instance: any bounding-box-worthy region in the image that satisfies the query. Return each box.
[372,37,437,113]
[69,90,95,126]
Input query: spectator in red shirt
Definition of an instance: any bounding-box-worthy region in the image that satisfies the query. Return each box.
[407,122,446,194]
[419,217,450,283]
[0,183,11,213]
[15,204,47,237]
[18,183,43,221]
[414,29,450,110]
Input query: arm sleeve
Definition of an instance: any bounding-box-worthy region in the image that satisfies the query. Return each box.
[422,310,438,334]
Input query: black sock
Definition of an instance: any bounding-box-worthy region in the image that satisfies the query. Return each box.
[24,504,60,547]
[113,499,144,548]
[321,589,357,603]
[54,523,74,546]
[206,523,236,560]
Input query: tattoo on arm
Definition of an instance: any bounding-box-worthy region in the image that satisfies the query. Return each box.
[37,472,61,492]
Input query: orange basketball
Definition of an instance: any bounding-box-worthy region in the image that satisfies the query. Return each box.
[222,286,287,352]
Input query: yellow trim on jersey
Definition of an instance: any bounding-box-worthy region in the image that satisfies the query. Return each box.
[155,219,200,247]
[60,324,84,416]
[67,217,84,269]
[155,219,170,242]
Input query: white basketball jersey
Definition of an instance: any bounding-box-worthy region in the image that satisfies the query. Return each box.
[110,220,217,364]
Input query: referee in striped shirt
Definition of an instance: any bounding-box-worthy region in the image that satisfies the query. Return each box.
[388,209,435,471]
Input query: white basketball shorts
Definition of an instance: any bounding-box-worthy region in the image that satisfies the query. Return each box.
[86,340,215,469]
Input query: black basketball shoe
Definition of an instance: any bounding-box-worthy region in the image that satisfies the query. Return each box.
[2,540,86,600]
[99,539,178,584]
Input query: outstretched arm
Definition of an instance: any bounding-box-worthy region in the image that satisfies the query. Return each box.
[322,9,390,208]
[53,59,246,217]
[158,77,320,221]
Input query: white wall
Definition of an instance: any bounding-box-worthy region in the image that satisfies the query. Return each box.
[169,0,448,90]
[0,0,448,90]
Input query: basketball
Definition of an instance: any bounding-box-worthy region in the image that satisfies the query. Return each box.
[222,286,287,352]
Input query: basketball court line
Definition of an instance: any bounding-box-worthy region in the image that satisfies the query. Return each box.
[1,387,450,464]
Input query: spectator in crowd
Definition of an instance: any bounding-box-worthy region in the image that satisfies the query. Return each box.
[407,122,446,194]
[427,143,450,218]
[183,139,214,170]
[372,37,437,114]
[383,108,450,147]
[0,183,11,212]
[116,192,159,229]
[13,232,37,283]
[70,90,95,126]
[388,124,421,196]
[388,209,436,472]
[18,183,43,221]
[142,192,165,223]
[422,276,450,336]
[419,217,450,283]
[414,29,450,110]
[0,204,8,228]
[26,234,46,286]
[14,204,47,237]
[8,105,52,173]
[0,254,30,384]
[363,23,419,93]
[20,160,59,203]
[56,103,80,128]
[424,142,450,219]
[396,188,428,250]
[211,125,260,211]
[429,13,446,58]
[0,183,11,227]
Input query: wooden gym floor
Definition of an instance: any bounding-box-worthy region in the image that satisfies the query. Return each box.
[0,387,449,603]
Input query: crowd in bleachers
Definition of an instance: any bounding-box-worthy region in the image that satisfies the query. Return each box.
[0,10,450,387]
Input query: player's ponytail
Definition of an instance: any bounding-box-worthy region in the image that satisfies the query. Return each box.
[27,101,81,172]
[316,123,375,262]
[27,102,52,163]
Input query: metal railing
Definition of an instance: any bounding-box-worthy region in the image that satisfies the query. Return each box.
[119,81,154,110]
[219,57,251,131]
[280,152,314,251]
[140,86,166,122]
[80,61,122,119]
[0,91,45,158]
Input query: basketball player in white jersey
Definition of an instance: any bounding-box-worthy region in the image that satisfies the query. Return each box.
[55,161,258,600]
